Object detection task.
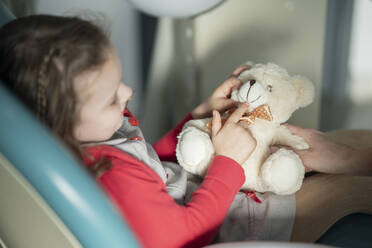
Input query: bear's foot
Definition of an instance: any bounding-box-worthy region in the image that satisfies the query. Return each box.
[261,148,305,195]
[176,126,214,176]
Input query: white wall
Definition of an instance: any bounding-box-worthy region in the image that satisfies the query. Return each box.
[349,0,372,105]
[142,0,327,142]
[344,0,372,129]
[194,0,326,129]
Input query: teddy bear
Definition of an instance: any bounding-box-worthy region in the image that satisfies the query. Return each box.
[175,62,315,195]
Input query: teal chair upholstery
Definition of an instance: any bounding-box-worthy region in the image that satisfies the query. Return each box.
[0,0,13,26]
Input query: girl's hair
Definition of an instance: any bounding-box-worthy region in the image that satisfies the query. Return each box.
[0,14,111,175]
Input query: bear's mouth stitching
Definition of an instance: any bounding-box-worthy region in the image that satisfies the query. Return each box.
[251,95,261,104]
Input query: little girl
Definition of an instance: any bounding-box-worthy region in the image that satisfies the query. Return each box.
[1,14,371,248]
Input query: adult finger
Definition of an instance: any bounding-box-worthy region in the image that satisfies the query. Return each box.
[225,104,249,125]
[231,64,251,77]
[285,124,312,141]
[211,110,222,138]
[283,123,305,135]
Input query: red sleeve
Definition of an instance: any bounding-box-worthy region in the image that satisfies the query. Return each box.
[87,147,245,248]
[153,113,193,162]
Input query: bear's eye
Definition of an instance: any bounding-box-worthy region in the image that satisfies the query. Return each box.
[267,85,273,92]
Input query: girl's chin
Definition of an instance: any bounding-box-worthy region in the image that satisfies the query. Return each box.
[115,116,124,132]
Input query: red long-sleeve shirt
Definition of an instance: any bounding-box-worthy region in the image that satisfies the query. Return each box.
[84,115,245,248]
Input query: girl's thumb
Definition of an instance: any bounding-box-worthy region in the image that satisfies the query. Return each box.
[212,110,222,137]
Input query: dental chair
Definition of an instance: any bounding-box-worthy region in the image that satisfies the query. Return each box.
[1,2,372,248]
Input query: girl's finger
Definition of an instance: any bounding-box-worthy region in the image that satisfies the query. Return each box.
[231,64,251,77]
[212,98,238,112]
[213,77,242,98]
[225,104,249,125]
[211,110,222,138]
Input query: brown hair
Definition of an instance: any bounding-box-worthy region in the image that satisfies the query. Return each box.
[0,14,112,176]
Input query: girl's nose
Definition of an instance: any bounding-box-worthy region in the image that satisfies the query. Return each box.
[118,83,132,105]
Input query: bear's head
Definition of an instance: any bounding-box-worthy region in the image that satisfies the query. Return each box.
[231,62,315,124]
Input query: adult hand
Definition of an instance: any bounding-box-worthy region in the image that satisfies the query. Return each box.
[274,124,356,174]
[211,104,256,165]
[191,65,251,119]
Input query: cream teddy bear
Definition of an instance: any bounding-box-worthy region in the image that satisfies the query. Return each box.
[176,62,315,195]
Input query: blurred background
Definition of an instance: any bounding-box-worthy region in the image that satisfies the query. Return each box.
[2,0,372,143]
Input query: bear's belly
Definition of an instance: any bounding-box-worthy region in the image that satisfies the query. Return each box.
[240,143,270,192]
[240,120,277,192]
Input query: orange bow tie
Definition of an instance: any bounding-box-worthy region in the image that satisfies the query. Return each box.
[206,104,272,131]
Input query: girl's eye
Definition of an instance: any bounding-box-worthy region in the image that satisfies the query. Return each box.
[267,85,273,92]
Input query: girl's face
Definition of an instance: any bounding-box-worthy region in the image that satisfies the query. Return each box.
[73,48,133,142]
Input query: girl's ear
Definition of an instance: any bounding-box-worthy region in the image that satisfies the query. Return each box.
[292,75,315,108]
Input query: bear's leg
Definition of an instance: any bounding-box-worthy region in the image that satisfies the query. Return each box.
[176,126,215,176]
[291,173,372,242]
[260,148,305,195]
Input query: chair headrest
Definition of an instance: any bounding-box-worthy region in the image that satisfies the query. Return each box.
[0,2,15,27]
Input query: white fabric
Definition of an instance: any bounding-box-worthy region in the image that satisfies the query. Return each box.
[215,192,296,242]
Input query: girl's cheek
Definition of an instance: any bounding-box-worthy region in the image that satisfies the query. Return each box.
[113,105,123,120]
[115,112,124,131]
[115,104,123,114]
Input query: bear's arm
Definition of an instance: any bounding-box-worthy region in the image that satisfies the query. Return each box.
[273,125,309,150]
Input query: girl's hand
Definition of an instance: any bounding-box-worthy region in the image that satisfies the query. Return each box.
[191,65,251,119]
[211,104,256,165]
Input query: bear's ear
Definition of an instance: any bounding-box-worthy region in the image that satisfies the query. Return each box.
[292,75,315,108]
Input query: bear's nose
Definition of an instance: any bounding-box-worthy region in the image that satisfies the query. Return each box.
[250,80,256,86]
